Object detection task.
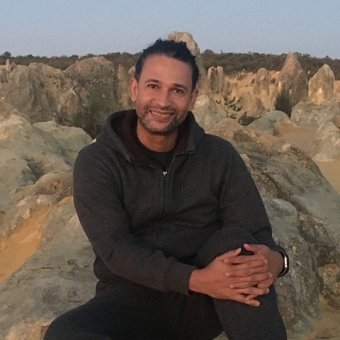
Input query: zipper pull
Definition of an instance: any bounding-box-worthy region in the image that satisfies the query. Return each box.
[162,170,168,177]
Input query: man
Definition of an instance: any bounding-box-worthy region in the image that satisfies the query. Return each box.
[45,39,288,340]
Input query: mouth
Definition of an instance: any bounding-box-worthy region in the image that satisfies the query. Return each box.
[148,109,174,120]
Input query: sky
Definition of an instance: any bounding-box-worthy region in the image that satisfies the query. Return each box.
[1,0,340,58]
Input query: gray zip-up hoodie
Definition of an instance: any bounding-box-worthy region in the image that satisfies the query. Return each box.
[73,110,278,295]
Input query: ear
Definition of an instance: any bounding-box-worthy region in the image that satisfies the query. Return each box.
[189,88,199,110]
[130,78,138,102]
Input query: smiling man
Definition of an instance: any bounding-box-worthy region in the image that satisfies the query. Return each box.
[45,39,288,340]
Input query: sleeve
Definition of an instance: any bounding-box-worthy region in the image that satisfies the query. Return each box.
[218,146,278,249]
[73,147,195,295]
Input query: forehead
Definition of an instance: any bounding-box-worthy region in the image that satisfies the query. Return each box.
[140,55,192,88]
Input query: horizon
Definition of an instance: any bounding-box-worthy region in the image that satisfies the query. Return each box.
[1,0,340,59]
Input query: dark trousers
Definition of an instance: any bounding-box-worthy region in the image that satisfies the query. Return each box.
[44,227,287,340]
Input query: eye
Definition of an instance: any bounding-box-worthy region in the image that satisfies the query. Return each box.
[173,88,185,95]
[147,83,158,90]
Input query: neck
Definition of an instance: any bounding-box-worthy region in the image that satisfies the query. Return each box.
[136,123,178,152]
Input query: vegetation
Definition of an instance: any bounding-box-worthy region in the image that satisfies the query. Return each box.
[1,50,340,79]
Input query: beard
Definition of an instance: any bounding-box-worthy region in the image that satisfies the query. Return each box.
[137,105,187,136]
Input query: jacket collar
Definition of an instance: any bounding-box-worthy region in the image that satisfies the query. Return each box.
[99,109,205,162]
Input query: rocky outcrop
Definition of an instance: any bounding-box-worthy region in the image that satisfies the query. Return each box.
[116,64,133,109]
[210,120,340,337]
[0,114,91,237]
[253,67,270,97]
[308,64,335,105]
[237,92,265,125]
[272,53,308,116]
[0,198,96,339]
[0,63,88,125]
[168,31,208,92]
[64,56,118,136]
[207,66,224,95]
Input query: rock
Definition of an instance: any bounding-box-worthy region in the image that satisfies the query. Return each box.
[193,93,226,130]
[272,53,308,116]
[116,64,133,109]
[64,56,118,136]
[168,31,208,92]
[253,67,270,97]
[237,92,265,125]
[248,110,291,135]
[0,198,96,339]
[332,112,340,128]
[318,264,340,307]
[0,63,88,125]
[211,120,340,334]
[207,66,224,94]
[0,114,91,237]
[291,100,340,126]
[314,121,340,161]
[263,198,317,331]
[33,120,92,159]
[308,64,335,105]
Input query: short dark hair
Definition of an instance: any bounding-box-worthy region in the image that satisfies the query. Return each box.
[135,39,199,90]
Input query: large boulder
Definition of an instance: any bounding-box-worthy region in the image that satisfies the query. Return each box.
[0,198,96,339]
[210,121,340,336]
[308,64,335,105]
[0,63,88,124]
[291,100,340,126]
[0,114,91,237]
[64,56,118,136]
[236,92,266,125]
[168,31,208,92]
[272,53,308,116]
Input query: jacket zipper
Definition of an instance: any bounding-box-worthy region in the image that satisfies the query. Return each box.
[161,169,167,216]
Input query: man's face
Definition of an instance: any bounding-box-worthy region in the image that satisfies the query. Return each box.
[130,55,198,136]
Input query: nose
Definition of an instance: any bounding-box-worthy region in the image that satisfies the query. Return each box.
[154,88,171,108]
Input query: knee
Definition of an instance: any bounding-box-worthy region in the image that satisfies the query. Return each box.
[195,226,257,266]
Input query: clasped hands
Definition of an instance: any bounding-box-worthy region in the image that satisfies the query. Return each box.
[189,244,283,307]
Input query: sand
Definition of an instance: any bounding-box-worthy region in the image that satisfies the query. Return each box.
[0,207,53,283]
[316,159,340,193]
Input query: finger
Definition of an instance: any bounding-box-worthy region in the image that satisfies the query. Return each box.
[225,265,269,279]
[216,247,242,261]
[243,243,269,254]
[224,255,267,266]
[257,277,274,289]
[229,274,271,288]
[244,294,261,306]
[233,285,270,296]
[230,293,261,307]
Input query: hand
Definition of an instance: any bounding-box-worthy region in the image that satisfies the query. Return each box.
[242,243,283,289]
[189,248,270,306]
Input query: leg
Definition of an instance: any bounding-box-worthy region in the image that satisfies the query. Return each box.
[44,280,222,340]
[44,280,173,340]
[194,226,287,340]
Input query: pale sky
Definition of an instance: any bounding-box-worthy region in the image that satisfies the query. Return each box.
[1,0,340,58]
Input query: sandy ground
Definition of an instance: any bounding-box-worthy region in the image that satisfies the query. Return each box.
[316,159,340,193]
[0,207,53,283]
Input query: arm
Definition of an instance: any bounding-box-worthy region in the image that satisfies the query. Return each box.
[218,147,286,279]
[189,146,287,304]
[73,147,195,294]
